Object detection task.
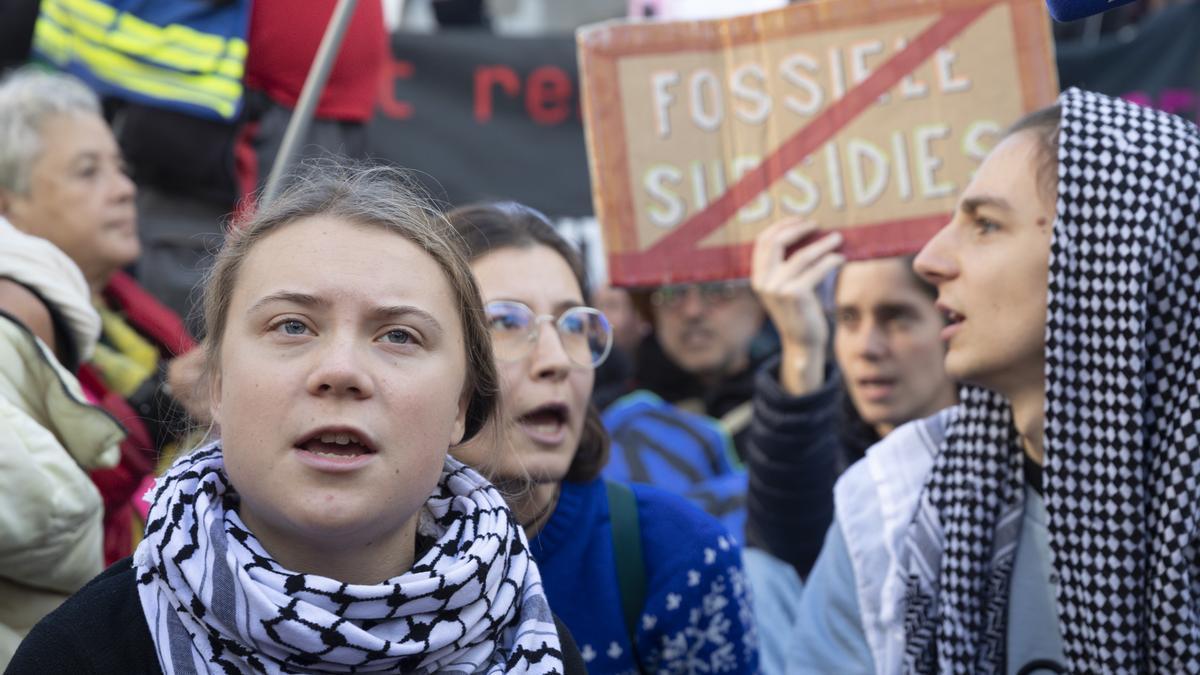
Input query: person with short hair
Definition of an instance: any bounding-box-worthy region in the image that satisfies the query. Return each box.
[449,201,759,674]
[0,67,199,567]
[790,90,1200,673]
[8,165,584,674]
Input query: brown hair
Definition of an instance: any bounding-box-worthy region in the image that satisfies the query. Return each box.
[445,201,610,483]
[201,162,498,443]
[1004,103,1062,204]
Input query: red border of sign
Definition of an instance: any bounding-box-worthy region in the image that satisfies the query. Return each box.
[577,0,1058,287]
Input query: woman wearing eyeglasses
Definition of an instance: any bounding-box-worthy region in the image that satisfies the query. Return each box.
[448,202,758,674]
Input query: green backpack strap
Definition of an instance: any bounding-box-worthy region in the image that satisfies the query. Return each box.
[605,480,647,651]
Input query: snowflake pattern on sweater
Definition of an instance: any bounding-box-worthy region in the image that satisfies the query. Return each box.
[530,479,757,675]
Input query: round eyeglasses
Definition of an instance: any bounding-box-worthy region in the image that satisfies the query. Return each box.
[485,300,613,368]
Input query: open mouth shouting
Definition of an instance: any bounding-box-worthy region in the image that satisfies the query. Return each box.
[294,426,379,472]
[937,302,966,341]
[517,402,570,446]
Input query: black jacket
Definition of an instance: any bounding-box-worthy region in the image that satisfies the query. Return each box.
[6,558,589,674]
[743,355,844,580]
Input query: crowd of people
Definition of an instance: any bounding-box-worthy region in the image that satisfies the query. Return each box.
[2,2,1200,674]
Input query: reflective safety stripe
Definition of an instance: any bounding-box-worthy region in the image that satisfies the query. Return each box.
[34,0,246,119]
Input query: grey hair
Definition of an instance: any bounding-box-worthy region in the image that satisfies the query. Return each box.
[0,68,101,195]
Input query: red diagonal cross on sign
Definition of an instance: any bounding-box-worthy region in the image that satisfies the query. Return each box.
[638,5,991,262]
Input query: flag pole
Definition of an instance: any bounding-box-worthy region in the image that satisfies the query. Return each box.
[260,0,361,206]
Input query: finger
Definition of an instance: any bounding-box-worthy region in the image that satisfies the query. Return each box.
[766,231,843,289]
[753,218,820,281]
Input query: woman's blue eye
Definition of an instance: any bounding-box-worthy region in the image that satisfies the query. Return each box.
[280,320,307,335]
[383,329,413,344]
[489,314,525,332]
[560,314,587,335]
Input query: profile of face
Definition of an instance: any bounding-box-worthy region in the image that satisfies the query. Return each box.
[594,285,648,356]
[833,258,958,434]
[209,216,469,553]
[651,281,765,378]
[914,130,1056,396]
[456,245,595,485]
[0,112,139,285]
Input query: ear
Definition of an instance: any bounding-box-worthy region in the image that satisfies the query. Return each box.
[208,368,223,423]
[450,388,470,446]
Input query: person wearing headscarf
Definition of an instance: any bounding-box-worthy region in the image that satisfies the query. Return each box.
[788,89,1200,674]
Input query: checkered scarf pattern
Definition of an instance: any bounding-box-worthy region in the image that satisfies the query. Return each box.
[133,443,564,674]
[901,89,1200,673]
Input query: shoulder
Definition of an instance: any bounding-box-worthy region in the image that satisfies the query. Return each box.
[835,407,953,513]
[629,482,733,550]
[8,558,158,674]
[0,278,55,352]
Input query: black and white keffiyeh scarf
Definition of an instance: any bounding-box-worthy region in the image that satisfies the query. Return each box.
[133,443,564,674]
[902,89,1200,673]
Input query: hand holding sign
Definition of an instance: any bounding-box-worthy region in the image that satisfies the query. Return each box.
[751,219,844,396]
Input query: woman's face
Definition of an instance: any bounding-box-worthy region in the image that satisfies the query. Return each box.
[210,216,469,553]
[914,130,1055,398]
[457,245,594,484]
[1,112,138,285]
[833,258,958,433]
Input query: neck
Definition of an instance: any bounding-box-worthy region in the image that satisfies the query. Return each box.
[512,481,560,540]
[239,509,419,585]
[873,422,895,437]
[1007,376,1046,466]
[87,268,114,298]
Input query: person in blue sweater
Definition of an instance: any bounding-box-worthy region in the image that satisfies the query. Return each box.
[449,201,759,674]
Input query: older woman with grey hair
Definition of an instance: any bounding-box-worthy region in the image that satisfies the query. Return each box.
[0,69,202,575]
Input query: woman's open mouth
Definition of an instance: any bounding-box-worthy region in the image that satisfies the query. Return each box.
[517,403,569,446]
[293,428,378,471]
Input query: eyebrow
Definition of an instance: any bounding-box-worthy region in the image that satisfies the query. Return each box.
[959,195,1015,216]
[249,291,444,334]
[490,298,584,314]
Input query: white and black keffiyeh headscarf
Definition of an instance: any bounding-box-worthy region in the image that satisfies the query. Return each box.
[902,89,1200,673]
[133,443,564,674]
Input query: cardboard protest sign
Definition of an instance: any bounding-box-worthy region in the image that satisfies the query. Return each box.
[577,0,1058,287]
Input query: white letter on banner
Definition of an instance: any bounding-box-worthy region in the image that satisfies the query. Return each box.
[732,156,771,223]
[645,165,685,228]
[652,71,681,139]
[731,63,771,125]
[847,139,889,206]
[895,38,929,100]
[783,165,820,215]
[891,131,914,202]
[824,142,847,210]
[689,69,724,131]
[963,120,1002,162]
[935,49,970,94]
[850,40,886,103]
[781,53,823,116]
[828,46,847,100]
[914,125,955,199]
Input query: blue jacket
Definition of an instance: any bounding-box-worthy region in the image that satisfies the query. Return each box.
[530,478,758,674]
[602,390,748,543]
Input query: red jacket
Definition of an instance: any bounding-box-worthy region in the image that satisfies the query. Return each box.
[80,272,195,565]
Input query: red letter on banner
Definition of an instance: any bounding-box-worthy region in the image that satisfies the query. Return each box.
[526,66,572,125]
[378,58,415,120]
[474,66,521,122]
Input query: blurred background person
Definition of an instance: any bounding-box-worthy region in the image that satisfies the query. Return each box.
[0,214,124,668]
[449,201,759,674]
[0,69,201,567]
[743,219,958,673]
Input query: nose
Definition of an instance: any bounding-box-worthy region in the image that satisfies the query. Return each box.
[528,321,571,382]
[306,335,374,399]
[913,224,958,285]
[678,287,706,319]
[111,163,136,204]
[859,320,889,360]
